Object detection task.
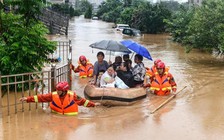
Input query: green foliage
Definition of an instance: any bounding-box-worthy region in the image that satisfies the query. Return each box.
[102,6,123,22]
[51,3,80,17]
[97,0,123,19]
[0,12,56,75]
[131,3,171,33]
[164,6,195,43]
[10,0,44,26]
[84,3,93,19]
[160,1,181,12]
[116,7,135,25]
[79,0,92,14]
[98,0,171,33]
[165,0,224,54]
[185,0,224,54]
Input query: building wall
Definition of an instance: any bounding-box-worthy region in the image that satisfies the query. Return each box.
[188,0,202,5]
[47,0,65,4]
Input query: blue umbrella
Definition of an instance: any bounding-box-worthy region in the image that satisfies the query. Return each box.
[120,40,153,61]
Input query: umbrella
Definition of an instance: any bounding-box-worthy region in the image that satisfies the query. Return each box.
[89,40,132,54]
[120,40,153,61]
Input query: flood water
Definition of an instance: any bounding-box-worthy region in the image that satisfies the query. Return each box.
[1,15,224,140]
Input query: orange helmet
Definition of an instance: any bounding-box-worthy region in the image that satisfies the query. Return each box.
[79,55,87,62]
[157,62,165,69]
[56,81,69,91]
[154,59,161,65]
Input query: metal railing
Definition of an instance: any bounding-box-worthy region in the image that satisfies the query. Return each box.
[0,40,72,116]
[39,8,69,35]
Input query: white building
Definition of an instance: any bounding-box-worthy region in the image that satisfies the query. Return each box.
[47,0,65,4]
[88,0,104,5]
[188,0,202,5]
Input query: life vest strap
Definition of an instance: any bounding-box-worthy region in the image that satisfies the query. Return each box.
[34,95,38,103]
[51,110,78,116]
[84,100,89,107]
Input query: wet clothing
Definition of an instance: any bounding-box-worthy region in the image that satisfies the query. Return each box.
[132,62,146,85]
[100,71,115,87]
[93,60,109,77]
[26,90,95,115]
[112,62,122,71]
[116,70,134,88]
[73,60,94,78]
[150,71,177,96]
[146,65,156,77]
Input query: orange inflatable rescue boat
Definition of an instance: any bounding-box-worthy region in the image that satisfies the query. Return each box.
[84,84,147,106]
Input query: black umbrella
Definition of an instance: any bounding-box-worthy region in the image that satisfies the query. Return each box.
[89,40,132,53]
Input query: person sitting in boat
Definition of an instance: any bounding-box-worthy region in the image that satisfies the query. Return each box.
[123,54,130,62]
[100,64,129,89]
[144,62,177,96]
[19,81,100,115]
[70,55,94,78]
[132,54,146,87]
[126,59,133,72]
[100,65,116,88]
[96,70,105,87]
[116,61,134,88]
[112,56,122,71]
[91,51,109,85]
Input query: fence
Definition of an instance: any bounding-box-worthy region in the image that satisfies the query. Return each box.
[0,40,72,116]
[39,8,69,35]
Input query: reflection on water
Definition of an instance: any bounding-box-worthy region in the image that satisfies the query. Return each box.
[1,15,224,140]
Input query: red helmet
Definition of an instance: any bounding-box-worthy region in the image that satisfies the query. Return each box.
[157,62,165,69]
[154,59,161,65]
[79,55,87,62]
[56,81,69,91]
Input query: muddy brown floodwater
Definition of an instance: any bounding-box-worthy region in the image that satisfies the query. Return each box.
[1,15,224,140]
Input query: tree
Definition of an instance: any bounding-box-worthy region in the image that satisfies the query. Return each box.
[185,0,224,54]
[84,3,92,19]
[131,2,171,33]
[0,0,56,75]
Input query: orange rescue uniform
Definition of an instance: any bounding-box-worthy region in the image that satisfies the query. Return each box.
[26,90,95,115]
[150,71,177,96]
[73,60,94,78]
[146,66,170,77]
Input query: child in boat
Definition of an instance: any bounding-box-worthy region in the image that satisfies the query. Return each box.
[96,70,105,87]
[100,65,116,88]
[100,64,129,89]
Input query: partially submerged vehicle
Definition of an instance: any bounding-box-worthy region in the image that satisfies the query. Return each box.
[84,84,147,106]
[92,16,99,20]
[114,24,130,31]
[122,28,142,36]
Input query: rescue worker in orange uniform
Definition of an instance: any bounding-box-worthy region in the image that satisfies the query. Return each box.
[144,62,177,96]
[144,59,170,86]
[145,59,162,78]
[70,55,94,78]
[19,81,100,115]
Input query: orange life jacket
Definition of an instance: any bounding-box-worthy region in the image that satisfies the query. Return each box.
[78,60,93,78]
[50,90,78,115]
[146,65,156,77]
[146,66,170,77]
[150,71,172,96]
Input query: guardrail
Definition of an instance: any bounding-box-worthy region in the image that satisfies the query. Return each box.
[39,8,69,35]
[0,40,72,116]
